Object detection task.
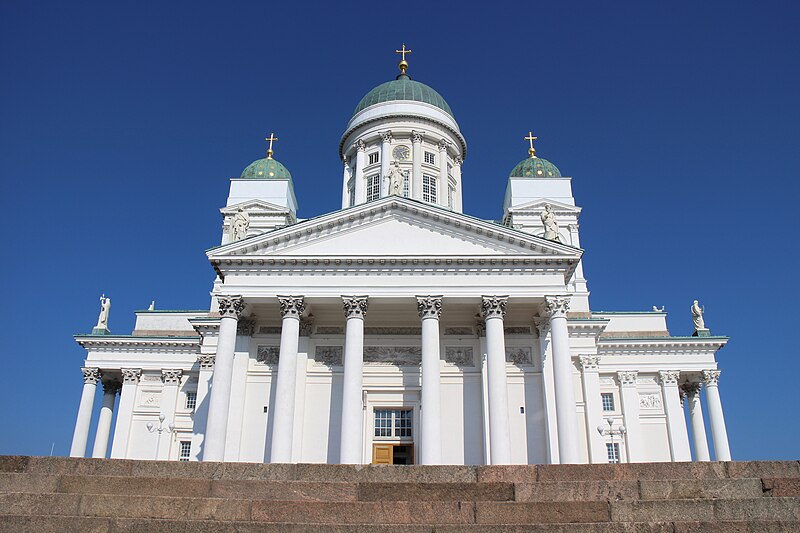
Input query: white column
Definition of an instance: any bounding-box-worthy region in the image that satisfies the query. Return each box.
[702,370,731,461]
[270,296,305,463]
[618,371,643,462]
[380,131,392,197]
[683,382,710,461]
[70,367,101,457]
[417,296,443,465]
[579,355,606,463]
[191,356,214,461]
[340,296,368,464]
[203,295,244,461]
[481,296,511,464]
[659,371,692,462]
[291,318,313,462]
[437,139,449,208]
[91,380,120,458]
[110,369,140,459]
[544,296,580,464]
[354,139,366,205]
[477,321,491,463]
[156,369,182,460]
[411,131,423,200]
[453,156,463,213]
[341,156,350,209]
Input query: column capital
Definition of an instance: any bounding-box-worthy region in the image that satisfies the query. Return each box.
[578,355,600,371]
[617,370,638,386]
[198,355,215,369]
[161,369,183,385]
[681,381,703,396]
[481,296,508,320]
[454,156,462,166]
[416,296,443,319]
[568,223,580,232]
[380,130,392,143]
[218,295,245,319]
[237,317,256,336]
[437,139,449,152]
[102,380,121,395]
[542,295,571,319]
[702,370,721,386]
[356,138,366,152]
[533,316,550,337]
[81,367,101,385]
[121,368,141,384]
[342,296,368,319]
[278,296,306,319]
[299,315,315,336]
[411,130,423,144]
[659,370,681,386]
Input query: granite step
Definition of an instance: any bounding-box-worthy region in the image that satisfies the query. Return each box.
[1,515,799,533]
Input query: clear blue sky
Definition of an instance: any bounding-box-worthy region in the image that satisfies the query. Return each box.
[1,1,798,460]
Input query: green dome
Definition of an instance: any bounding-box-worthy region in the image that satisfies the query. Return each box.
[509,156,562,178]
[354,76,454,117]
[240,157,292,180]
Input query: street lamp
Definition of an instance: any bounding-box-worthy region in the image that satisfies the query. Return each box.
[597,417,627,463]
[146,414,175,435]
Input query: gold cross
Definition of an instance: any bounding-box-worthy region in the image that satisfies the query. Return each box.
[265,132,278,159]
[395,44,412,61]
[524,131,538,157]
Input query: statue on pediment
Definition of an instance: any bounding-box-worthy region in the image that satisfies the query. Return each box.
[231,208,250,241]
[386,161,404,196]
[691,300,705,331]
[96,294,111,329]
[540,204,561,242]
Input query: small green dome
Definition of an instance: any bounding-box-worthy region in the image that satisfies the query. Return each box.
[354,76,454,118]
[240,157,292,180]
[509,156,562,178]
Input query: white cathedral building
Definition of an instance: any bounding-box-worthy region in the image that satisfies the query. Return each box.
[70,50,731,466]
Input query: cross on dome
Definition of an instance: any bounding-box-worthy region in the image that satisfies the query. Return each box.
[395,43,412,76]
[265,132,278,159]
[524,131,538,158]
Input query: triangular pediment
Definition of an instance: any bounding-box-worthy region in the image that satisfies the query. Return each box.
[507,198,582,216]
[208,197,582,260]
[220,199,292,215]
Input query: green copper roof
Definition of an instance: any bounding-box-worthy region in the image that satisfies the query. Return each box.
[354,76,454,117]
[509,156,562,178]
[240,157,292,180]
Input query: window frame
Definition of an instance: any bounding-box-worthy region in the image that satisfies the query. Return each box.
[601,392,615,412]
[422,174,437,203]
[424,151,436,165]
[373,408,413,441]
[606,442,621,464]
[366,174,381,202]
[185,391,197,411]
[368,151,380,165]
[179,441,192,461]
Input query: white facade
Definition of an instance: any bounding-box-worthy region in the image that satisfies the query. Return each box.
[71,63,731,466]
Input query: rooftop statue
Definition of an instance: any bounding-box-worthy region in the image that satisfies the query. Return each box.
[540,204,561,242]
[231,208,250,241]
[95,294,110,330]
[691,300,706,331]
[386,161,404,196]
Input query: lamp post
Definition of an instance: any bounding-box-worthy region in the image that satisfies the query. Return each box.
[147,414,175,459]
[597,417,627,463]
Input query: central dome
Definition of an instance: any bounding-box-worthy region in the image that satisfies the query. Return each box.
[353,75,454,118]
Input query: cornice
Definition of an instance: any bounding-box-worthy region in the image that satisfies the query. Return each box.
[74,335,201,350]
[597,336,728,356]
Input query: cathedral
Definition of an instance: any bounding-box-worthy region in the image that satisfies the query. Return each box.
[70,48,731,466]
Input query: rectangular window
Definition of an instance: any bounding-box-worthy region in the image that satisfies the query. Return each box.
[601,393,615,412]
[607,442,620,464]
[424,151,436,165]
[366,174,381,202]
[179,441,192,461]
[185,391,197,411]
[368,152,379,165]
[422,175,437,203]
[447,184,455,209]
[374,409,413,439]
[403,171,410,198]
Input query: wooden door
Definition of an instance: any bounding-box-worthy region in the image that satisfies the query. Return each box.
[372,443,393,465]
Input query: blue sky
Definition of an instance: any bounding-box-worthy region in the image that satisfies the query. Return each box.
[1,0,798,460]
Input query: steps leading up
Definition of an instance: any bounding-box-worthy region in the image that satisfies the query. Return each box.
[0,456,797,531]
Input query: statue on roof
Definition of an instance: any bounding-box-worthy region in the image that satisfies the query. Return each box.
[386,160,405,196]
[540,204,561,242]
[96,294,111,330]
[691,300,706,332]
[231,208,250,241]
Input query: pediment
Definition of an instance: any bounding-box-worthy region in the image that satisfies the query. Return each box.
[208,197,582,260]
[220,199,291,216]
[507,199,582,216]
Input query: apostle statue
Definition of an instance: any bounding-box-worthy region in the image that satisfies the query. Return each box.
[96,294,111,329]
[540,204,561,242]
[385,161,405,196]
[231,208,250,241]
[691,300,705,331]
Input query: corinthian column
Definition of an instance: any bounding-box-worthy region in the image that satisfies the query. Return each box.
[70,367,101,457]
[340,296,368,464]
[417,296,443,464]
[380,131,392,197]
[157,369,183,460]
[543,295,580,464]
[91,380,120,458]
[111,368,141,459]
[481,296,511,464]
[682,382,710,461]
[204,295,245,461]
[354,139,366,205]
[270,296,305,463]
[579,355,605,463]
[341,156,350,209]
[702,370,731,461]
[659,370,691,461]
[618,371,643,462]
[411,131,423,200]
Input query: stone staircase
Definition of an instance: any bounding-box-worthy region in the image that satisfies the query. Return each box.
[0,456,798,532]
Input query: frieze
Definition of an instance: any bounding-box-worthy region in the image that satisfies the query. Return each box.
[364,346,421,366]
[142,374,162,382]
[445,346,474,366]
[506,347,531,364]
[364,327,421,335]
[315,326,344,335]
[314,345,343,366]
[504,326,531,335]
[639,393,663,410]
[138,390,160,408]
[444,327,473,336]
[258,326,282,335]
[256,346,280,365]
